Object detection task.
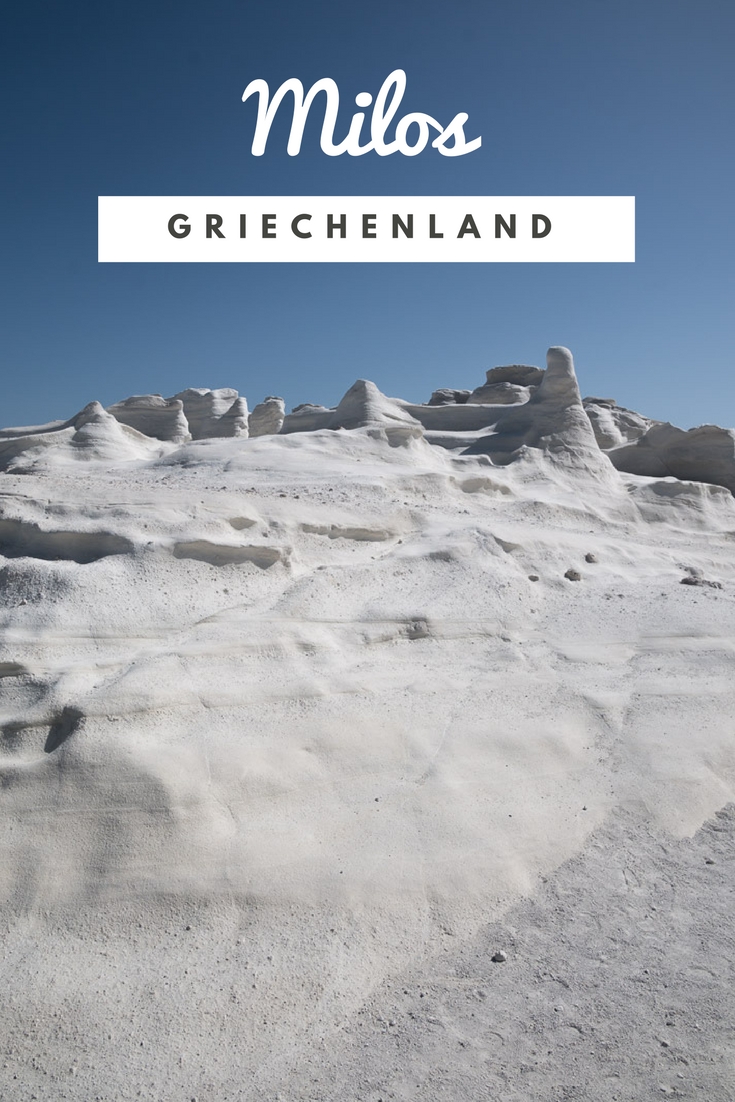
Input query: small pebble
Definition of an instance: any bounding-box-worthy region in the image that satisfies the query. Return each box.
[564,569,582,581]
[705,857,715,865]
[491,950,507,963]
[585,553,598,563]
[528,574,539,582]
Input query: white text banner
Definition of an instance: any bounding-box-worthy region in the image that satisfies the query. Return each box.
[98,196,635,263]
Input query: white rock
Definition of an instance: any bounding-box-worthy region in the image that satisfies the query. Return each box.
[172,388,249,439]
[249,396,286,437]
[107,394,190,442]
[610,422,735,494]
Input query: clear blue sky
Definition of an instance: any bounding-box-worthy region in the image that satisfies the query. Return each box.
[1,0,733,428]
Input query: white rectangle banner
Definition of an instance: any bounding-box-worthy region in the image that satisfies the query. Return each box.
[98,196,634,263]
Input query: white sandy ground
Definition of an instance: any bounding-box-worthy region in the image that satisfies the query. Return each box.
[1,357,735,1099]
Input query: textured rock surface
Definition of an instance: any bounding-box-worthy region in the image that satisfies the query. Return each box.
[4,348,735,499]
[609,422,735,494]
[427,388,472,406]
[173,387,249,439]
[329,378,424,443]
[468,380,532,405]
[0,402,162,470]
[466,346,614,475]
[2,347,735,1101]
[282,380,424,444]
[106,394,190,441]
[485,363,545,387]
[249,395,286,437]
[583,396,655,449]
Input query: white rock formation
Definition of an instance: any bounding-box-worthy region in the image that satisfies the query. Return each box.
[427,387,471,405]
[583,396,655,448]
[466,362,543,404]
[486,363,545,386]
[280,402,333,432]
[3,348,735,500]
[609,421,735,494]
[1,346,735,1099]
[468,380,532,405]
[329,378,424,443]
[465,346,614,476]
[106,394,190,441]
[249,395,286,436]
[282,380,424,445]
[0,401,163,470]
[173,387,249,439]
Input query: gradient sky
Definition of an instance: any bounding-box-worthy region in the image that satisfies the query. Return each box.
[2,0,733,429]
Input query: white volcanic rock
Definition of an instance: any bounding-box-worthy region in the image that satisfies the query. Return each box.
[485,363,545,386]
[2,348,735,501]
[249,395,286,436]
[69,401,164,460]
[282,380,424,445]
[427,387,472,406]
[465,346,614,475]
[464,362,543,406]
[468,380,532,405]
[173,387,249,439]
[329,378,424,443]
[400,400,511,434]
[0,401,163,470]
[219,396,250,436]
[0,423,77,469]
[583,396,655,449]
[609,421,735,494]
[107,393,190,441]
[1,346,735,1099]
[281,402,334,432]
[0,418,68,438]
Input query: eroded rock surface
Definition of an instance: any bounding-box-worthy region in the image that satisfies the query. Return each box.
[106,394,190,442]
[610,422,735,494]
[249,396,286,437]
[3,347,735,497]
[173,388,248,439]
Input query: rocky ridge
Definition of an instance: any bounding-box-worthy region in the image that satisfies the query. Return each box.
[1,347,733,497]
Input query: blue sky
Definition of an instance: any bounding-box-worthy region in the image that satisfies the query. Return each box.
[1,0,733,428]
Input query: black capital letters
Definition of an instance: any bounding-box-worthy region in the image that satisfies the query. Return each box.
[392,214,413,239]
[291,214,312,239]
[168,214,190,239]
[327,214,346,238]
[532,214,552,238]
[262,214,277,238]
[458,214,480,239]
[495,214,516,239]
[362,214,377,239]
[206,214,224,239]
